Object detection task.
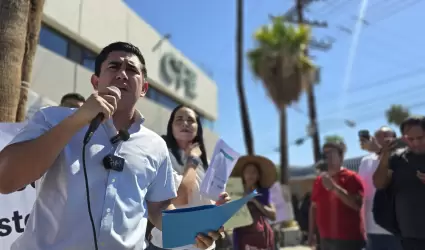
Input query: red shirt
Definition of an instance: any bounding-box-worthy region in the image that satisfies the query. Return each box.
[312,168,365,240]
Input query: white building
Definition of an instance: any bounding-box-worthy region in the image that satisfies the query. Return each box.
[29,0,219,155]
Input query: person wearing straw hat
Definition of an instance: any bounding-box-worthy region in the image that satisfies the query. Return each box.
[231,155,278,250]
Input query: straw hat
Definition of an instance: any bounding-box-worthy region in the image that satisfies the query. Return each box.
[231,155,277,188]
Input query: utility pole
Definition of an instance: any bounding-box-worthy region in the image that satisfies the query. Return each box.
[290,0,333,162]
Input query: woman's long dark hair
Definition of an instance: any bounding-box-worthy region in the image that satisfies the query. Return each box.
[163,105,209,170]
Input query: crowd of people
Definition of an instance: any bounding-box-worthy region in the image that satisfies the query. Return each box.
[2,40,424,250]
[291,117,425,250]
[0,42,280,250]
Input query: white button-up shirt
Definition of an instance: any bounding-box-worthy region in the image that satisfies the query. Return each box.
[9,107,177,250]
[358,153,391,235]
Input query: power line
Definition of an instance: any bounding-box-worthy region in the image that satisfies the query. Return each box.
[304,2,421,98]
[288,100,425,146]
[283,0,425,141]
[318,0,351,17]
[290,80,425,120]
[369,0,421,23]
[319,100,425,134]
[318,82,425,116]
[315,66,425,102]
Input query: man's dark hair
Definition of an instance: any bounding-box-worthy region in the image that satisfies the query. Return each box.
[60,93,86,104]
[94,42,147,79]
[323,141,345,156]
[400,116,425,135]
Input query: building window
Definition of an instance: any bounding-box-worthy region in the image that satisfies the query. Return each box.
[67,42,83,64]
[38,24,215,129]
[38,24,96,72]
[39,25,68,57]
[146,87,179,110]
[82,49,96,71]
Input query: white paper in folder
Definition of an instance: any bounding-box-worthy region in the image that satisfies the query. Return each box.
[200,139,240,200]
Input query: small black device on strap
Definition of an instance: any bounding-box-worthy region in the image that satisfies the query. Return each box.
[103,130,130,172]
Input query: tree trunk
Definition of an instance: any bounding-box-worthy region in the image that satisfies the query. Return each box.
[296,0,321,162]
[279,108,289,184]
[236,0,254,155]
[0,0,30,122]
[16,0,45,122]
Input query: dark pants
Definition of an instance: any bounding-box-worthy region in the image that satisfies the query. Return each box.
[321,238,365,250]
[400,238,425,250]
[366,234,403,250]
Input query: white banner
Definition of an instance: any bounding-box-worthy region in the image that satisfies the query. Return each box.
[0,123,37,249]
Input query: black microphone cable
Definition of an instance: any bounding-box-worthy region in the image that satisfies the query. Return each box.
[81,113,105,250]
[82,124,130,250]
[81,139,99,250]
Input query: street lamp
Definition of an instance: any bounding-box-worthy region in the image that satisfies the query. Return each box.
[152,33,171,52]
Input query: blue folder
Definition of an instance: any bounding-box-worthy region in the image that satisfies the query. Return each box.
[162,191,258,248]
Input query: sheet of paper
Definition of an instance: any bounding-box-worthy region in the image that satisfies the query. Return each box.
[223,177,253,229]
[162,191,258,248]
[269,182,294,224]
[200,139,240,200]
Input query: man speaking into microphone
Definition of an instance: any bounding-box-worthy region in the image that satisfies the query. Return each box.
[0,42,221,250]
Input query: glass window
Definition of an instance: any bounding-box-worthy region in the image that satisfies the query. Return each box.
[82,49,96,71]
[38,24,97,72]
[67,42,82,64]
[157,94,179,110]
[146,86,180,110]
[39,25,68,57]
[146,86,159,100]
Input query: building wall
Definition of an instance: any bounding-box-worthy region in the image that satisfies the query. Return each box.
[41,0,217,120]
[29,0,219,156]
[290,179,315,199]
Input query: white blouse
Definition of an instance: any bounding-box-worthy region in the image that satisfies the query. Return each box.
[150,149,215,250]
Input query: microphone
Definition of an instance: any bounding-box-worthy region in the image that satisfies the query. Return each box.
[83,87,121,144]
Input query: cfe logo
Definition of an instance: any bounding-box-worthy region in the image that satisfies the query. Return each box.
[160,53,197,99]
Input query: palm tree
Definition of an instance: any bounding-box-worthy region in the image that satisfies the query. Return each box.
[16,0,45,122]
[0,0,30,122]
[386,104,410,127]
[247,17,316,184]
[0,0,45,122]
[236,0,254,155]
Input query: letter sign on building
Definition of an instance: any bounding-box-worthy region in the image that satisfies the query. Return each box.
[160,53,197,99]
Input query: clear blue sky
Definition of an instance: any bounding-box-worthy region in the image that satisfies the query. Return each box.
[124,0,425,167]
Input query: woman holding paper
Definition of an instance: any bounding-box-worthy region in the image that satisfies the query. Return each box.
[147,105,229,250]
[231,156,277,250]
